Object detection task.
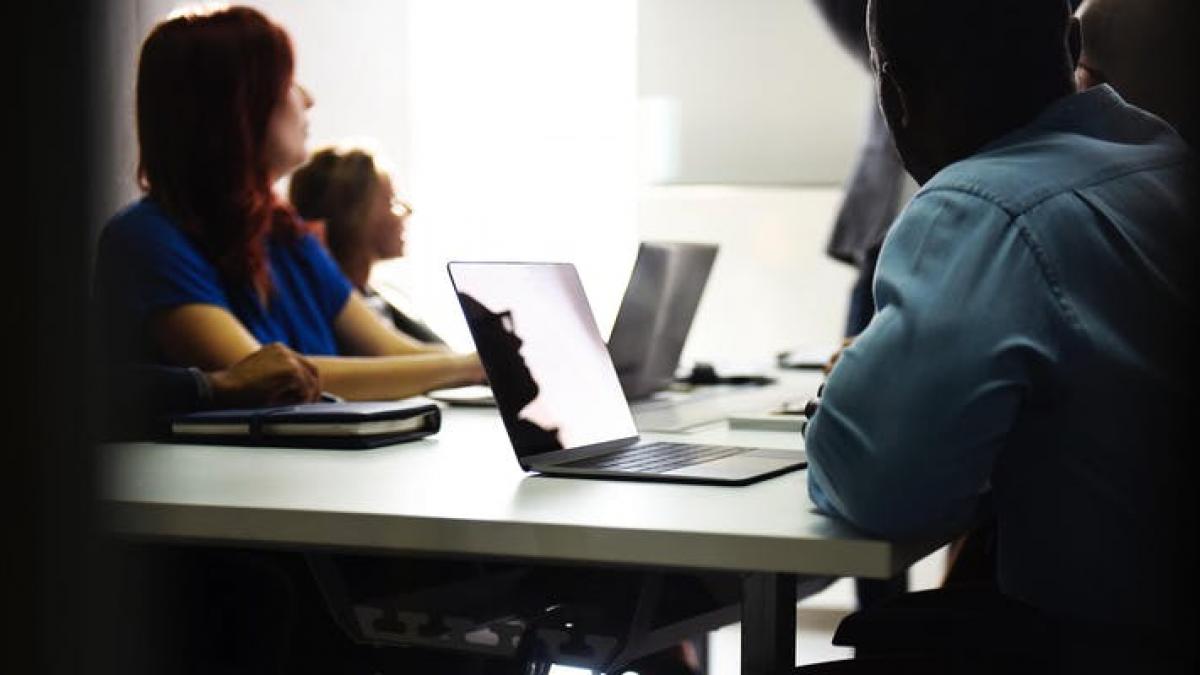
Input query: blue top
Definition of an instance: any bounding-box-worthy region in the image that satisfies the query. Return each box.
[95,198,352,363]
[804,86,1195,625]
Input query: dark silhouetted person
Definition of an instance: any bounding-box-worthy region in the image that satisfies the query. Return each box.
[810,0,911,612]
[103,342,321,439]
[812,0,909,338]
[457,292,562,453]
[799,0,1195,672]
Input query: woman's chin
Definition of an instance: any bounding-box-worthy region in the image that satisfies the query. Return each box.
[381,241,405,259]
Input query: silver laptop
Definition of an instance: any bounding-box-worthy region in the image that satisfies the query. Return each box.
[432,241,716,407]
[608,242,718,400]
[448,261,805,485]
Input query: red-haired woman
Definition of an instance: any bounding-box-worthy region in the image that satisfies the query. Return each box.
[94,5,483,400]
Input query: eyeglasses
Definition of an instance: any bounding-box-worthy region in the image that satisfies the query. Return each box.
[391,197,413,218]
[496,309,515,333]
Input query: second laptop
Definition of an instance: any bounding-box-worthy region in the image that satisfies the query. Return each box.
[448,261,805,486]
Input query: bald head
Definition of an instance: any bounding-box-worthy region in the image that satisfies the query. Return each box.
[1076,0,1197,144]
[866,0,1078,182]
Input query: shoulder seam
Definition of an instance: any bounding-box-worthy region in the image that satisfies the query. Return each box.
[1012,221,1085,337]
[924,154,1191,220]
[1021,155,1191,217]
[911,186,1088,339]
[917,184,1019,217]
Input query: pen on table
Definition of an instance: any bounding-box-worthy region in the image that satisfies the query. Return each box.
[319,391,345,403]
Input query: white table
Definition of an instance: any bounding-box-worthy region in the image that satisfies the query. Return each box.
[101,374,939,674]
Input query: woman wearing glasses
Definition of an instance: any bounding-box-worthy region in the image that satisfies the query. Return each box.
[289,146,446,345]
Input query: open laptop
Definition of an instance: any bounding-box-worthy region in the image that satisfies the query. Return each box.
[608,242,717,400]
[432,241,716,407]
[448,261,805,485]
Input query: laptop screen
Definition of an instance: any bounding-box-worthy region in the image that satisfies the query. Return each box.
[449,262,638,458]
[608,242,717,399]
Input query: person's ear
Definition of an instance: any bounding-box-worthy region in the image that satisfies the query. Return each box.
[1067,16,1082,69]
[877,61,910,130]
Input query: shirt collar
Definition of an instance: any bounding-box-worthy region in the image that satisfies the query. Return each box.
[979,84,1180,156]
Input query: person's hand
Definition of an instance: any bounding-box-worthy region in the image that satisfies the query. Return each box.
[206,343,321,408]
[823,337,855,375]
[456,352,487,386]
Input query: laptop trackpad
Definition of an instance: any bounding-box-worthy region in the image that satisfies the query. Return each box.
[665,450,806,481]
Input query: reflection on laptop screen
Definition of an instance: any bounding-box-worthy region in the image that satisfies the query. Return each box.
[450,263,637,458]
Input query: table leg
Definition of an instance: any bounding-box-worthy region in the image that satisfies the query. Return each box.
[741,572,796,675]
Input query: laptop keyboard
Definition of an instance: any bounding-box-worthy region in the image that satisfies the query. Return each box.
[561,442,746,474]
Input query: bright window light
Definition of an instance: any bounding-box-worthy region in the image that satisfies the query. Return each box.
[380,0,640,351]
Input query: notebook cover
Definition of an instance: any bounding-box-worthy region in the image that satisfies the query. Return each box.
[168,398,442,449]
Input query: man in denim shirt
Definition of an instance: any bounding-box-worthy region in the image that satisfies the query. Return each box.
[802,0,1195,670]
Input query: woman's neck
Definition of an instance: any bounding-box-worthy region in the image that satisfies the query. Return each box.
[341,251,375,291]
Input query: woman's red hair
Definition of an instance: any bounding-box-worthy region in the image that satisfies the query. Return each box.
[136,5,300,299]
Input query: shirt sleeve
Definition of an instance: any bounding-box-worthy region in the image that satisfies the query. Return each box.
[101,363,204,440]
[97,205,232,327]
[293,233,352,325]
[804,188,1067,540]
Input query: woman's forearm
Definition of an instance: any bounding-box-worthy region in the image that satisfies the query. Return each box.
[309,352,482,400]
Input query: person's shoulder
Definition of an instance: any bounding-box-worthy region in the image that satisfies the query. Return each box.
[898,176,1016,233]
[929,88,1193,216]
[103,198,186,245]
[271,228,330,265]
[105,197,172,232]
[100,198,206,265]
[291,230,326,254]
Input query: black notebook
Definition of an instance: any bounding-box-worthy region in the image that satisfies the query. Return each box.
[169,398,441,449]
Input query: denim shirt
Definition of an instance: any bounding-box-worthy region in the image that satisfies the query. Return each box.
[804,86,1195,625]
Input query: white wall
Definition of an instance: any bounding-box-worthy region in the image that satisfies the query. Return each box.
[92,1,140,232]
[397,0,639,351]
[638,0,872,186]
[638,186,855,368]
